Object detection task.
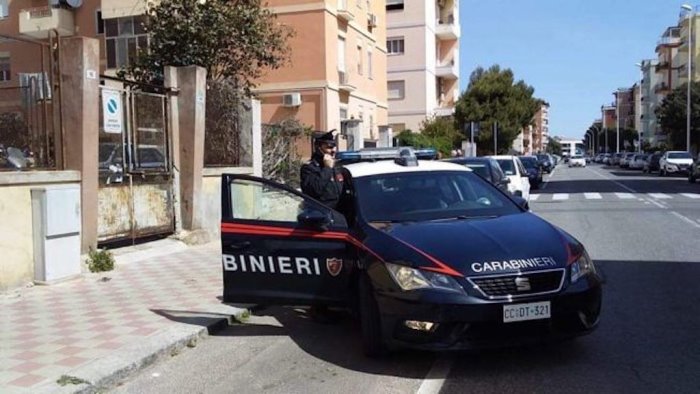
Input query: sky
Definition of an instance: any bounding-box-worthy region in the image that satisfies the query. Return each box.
[459,0,688,140]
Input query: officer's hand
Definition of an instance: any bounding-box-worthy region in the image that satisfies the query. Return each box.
[323,154,335,168]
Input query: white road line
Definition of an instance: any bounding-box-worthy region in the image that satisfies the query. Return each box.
[584,192,602,200]
[552,193,569,201]
[681,193,700,199]
[670,212,700,229]
[648,193,672,200]
[615,192,636,199]
[647,199,667,209]
[417,357,453,394]
[530,194,540,201]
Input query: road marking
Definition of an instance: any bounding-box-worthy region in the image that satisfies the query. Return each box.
[648,193,672,199]
[552,193,569,201]
[670,212,700,229]
[681,193,700,199]
[615,192,636,199]
[530,194,540,201]
[417,357,453,394]
[584,192,602,200]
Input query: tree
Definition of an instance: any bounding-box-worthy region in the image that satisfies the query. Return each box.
[455,65,540,155]
[120,0,294,96]
[262,118,311,188]
[545,137,562,155]
[656,81,700,152]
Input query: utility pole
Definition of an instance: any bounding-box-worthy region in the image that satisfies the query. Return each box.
[616,91,620,153]
[493,122,497,154]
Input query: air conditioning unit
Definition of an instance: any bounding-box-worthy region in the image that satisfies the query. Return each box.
[283,92,301,107]
[368,13,378,27]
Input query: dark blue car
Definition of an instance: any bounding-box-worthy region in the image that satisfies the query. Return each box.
[520,156,543,189]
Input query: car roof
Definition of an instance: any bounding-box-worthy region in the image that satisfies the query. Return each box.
[490,155,518,160]
[445,157,492,164]
[344,160,472,178]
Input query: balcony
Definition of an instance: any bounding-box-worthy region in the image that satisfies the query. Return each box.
[338,70,356,92]
[654,83,670,93]
[436,59,458,79]
[655,61,671,72]
[19,7,74,39]
[436,15,460,40]
[337,0,354,22]
[656,36,681,51]
[434,106,455,117]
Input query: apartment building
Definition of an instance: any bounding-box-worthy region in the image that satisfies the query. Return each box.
[654,26,682,97]
[676,10,700,86]
[638,59,661,145]
[255,0,388,157]
[531,102,549,153]
[385,0,460,133]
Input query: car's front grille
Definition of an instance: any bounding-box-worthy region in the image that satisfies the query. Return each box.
[467,269,565,299]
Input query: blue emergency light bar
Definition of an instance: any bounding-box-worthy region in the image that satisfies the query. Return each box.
[335,147,438,165]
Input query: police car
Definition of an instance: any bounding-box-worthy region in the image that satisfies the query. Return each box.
[220,148,602,356]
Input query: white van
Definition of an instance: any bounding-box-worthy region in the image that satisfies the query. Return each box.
[490,155,531,202]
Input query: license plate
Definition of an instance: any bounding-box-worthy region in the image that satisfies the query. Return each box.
[503,301,551,323]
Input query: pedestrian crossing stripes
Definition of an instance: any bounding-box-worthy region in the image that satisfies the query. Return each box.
[530,192,700,202]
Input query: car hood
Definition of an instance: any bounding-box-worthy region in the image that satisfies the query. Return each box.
[667,158,693,165]
[366,213,574,277]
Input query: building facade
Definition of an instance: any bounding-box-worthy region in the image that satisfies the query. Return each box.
[654,26,682,98]
[256,0,389,157]
[385,0,460,133]
[639,59,661,146]
[531,102,549,153]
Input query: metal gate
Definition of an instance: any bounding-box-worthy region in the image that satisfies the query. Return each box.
[0,33,61,170]
[97,76,175,245]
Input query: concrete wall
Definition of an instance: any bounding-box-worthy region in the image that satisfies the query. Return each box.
[0,171,80,291]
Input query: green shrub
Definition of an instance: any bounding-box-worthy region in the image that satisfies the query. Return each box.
[86,248,115,273]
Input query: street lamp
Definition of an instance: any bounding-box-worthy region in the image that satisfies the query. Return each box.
[615,91,620,153]
[682,4,693,152]
[636,62,643,153]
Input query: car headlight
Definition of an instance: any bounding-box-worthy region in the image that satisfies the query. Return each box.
[385,263,464,293]
[570,251,596,283]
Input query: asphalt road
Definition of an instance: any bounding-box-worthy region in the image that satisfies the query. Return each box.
[113,163,700,394]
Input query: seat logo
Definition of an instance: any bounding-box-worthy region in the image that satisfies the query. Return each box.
[326,258,343,277]
[515,277,531,292]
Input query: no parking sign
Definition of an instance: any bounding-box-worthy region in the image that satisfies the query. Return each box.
[102,89,123,134]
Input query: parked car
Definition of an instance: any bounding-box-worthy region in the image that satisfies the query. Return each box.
[519,156,544,189]
[491,155,531,201]
[689,154,700,183]
[628,154,647,170]
[610,153,624,166]
[643,152,662,174]
[619,153,635,168]
[568,155,586,167]
[536,153,554,173]
[602,154,612,165]
[659,151,693,176]
[444,157,511,194]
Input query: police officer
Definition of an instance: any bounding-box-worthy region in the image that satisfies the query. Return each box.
[300,130,343,209]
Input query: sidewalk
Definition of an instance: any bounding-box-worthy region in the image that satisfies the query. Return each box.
[0,240,243,393]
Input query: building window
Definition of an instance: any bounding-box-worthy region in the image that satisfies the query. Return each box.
[0,0,8,19]
[388,80,405,100]
[386,0,404,11]
[367,49,373,79]
[96,10,104,35]
[105,16,148,69]
[387,38,404,55]
[389,123,406,133]
[357,45,363,75]
[340,107,348,120]
[0,56,10,82]
[337,36,346,72]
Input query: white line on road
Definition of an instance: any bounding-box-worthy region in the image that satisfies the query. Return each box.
[417,357,454,394]
[681,193,700,199]
[614,192,636,199]
[552,193,569,201]
[648,193,672,199]
[530,194,540,201]
[670,211,700,229]
[584,192,602,200]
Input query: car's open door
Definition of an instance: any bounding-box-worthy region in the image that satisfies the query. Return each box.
[221,174,356,306]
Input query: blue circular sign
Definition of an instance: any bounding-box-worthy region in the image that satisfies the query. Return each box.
[107,98,118,114]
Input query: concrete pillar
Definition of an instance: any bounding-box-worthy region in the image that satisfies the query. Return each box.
[163,67,183,234]
[174,66,206,230]
[251,99,263,177]
[59,37,99,252]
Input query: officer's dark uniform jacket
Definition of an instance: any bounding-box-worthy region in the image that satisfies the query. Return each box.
[300,152,343,210]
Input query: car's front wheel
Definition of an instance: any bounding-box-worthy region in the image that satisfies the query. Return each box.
[690,172,697,183]
[359,274,386,358]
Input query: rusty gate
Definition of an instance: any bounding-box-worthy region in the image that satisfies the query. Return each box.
[0,33,62,170]
[97,76,175,245]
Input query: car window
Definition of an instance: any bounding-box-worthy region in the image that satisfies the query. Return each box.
[491,160,505,180]
[355,171,521,222]
[464,163,490,180]
[496,159,516,175]
[520,158,538,169]
[516,159,527,175]
[230,179,305,222]
[668,152,691,159]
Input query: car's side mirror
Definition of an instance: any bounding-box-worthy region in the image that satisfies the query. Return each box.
[297,209,332,230]
[500,177,511,185]
[512,195,529,211]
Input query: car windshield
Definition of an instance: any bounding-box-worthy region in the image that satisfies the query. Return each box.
[463,163,489,179]
[354,171,521,222]
[668,152,691,159]
[536,154,548,161]
[572,155,582,159]
[520,157,538,169]
[495,159,516,175]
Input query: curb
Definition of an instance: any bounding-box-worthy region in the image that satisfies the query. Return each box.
[35,306,244,394]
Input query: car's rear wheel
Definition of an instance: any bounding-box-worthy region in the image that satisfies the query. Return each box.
[359,274,386,358]
[690,173,697,183]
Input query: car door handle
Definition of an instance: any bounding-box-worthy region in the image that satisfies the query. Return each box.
[226,241,251,250]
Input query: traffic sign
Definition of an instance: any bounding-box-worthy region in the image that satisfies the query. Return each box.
[102,89,123,134]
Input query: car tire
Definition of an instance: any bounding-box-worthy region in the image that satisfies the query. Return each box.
[690,174,697,183]
[359,274,386,358]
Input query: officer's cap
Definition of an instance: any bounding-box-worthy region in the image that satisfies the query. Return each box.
[314,129,337,147]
